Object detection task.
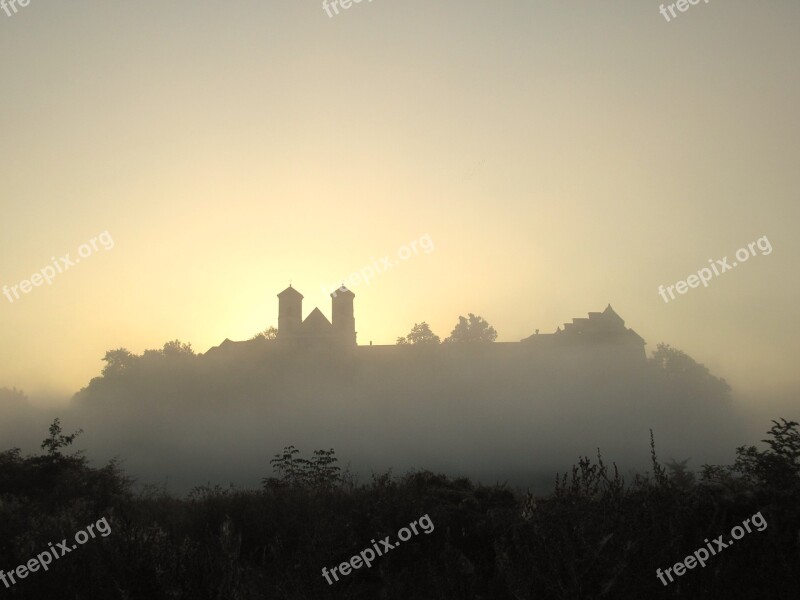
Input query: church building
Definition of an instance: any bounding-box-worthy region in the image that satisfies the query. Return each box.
[276,285,357,346]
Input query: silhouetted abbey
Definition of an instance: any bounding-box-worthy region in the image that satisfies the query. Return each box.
[207,285,646,361]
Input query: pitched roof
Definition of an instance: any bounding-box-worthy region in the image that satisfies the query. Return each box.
[278,285,304,299]
[301,307,332,331]
[627,328,646,344]
[330,285,355,298]
[602,304,624,324]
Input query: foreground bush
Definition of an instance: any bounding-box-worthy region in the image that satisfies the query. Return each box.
[0,420,798,599]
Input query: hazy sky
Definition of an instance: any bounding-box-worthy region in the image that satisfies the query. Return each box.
[1,0,798,401]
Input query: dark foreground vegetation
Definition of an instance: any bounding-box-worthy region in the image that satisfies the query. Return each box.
[1,420,798,600]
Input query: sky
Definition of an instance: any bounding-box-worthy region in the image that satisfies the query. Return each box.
[1,0,798,406]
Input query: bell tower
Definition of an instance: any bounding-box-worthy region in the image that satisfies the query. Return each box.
[277,285,303,339]
[330,285,356,346]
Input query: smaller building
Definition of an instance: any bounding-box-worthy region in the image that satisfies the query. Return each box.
[521,304,645,359]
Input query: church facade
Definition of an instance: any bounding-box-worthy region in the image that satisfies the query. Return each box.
[276,285,357,347]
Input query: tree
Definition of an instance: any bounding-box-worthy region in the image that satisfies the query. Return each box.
[137,340,195,360]
[701,418,800,494]
[0,387,28,403]
[162,339,195,356]
[267,445,304,486]
[665,458,696,490]
[263,446,342,489]
[649,343,731,401]
[304,449,342,488]
[40,418,83,458]
[396,322,441,345]
[732,418,800,489]
[252,326,279,341]
[650,343,705,375]
[443,313,497,343]
[101,348,139,376]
